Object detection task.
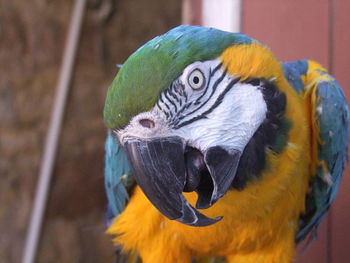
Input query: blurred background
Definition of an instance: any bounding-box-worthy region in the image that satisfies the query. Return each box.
[0,0,349,262]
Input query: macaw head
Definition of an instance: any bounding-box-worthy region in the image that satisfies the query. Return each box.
[104,25,289,226]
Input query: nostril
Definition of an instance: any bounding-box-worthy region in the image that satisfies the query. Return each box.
[139,118,155,128]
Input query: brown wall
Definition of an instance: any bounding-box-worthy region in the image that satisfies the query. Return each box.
[0,1,181,262]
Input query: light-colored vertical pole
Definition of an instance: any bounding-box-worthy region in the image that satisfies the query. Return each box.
[22,1,87,263]
[202,0,242,32]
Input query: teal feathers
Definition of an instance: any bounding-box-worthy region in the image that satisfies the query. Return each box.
[282,60,308,93]
[298,76,349,242]
[104,130,133,225]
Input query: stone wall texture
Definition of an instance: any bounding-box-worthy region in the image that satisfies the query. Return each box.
[0,0,181,262]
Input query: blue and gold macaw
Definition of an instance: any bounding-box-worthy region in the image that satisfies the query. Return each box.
[103,25,349,263]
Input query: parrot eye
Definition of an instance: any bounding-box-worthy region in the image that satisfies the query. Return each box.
[188,69,206,90]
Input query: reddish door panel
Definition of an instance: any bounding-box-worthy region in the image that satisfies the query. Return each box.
[332,166,350,263]
[330,1,350,262]
[242,0,330,67]
[333,0,350,92]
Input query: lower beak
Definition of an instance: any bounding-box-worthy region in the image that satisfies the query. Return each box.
[124,136,240,226]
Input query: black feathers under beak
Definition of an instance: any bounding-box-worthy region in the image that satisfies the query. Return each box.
[124,136,241,227]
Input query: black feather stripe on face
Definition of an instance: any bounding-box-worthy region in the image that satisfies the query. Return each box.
[231,78,291,190]
[173,67,228,128]
[174,77,240,129]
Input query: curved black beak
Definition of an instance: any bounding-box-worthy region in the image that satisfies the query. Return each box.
[123,136,241,227]
[124,136,221,226]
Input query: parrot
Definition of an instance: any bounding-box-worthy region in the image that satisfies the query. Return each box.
[103,25,349,263]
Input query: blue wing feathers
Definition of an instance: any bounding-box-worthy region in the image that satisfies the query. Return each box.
[104,130,132,226]
[285,61,350,242]
[282,60,308,93]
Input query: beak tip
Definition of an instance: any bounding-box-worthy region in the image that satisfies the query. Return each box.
[197,215,223,227]
[177,215,223,227]
[177,197,223,226]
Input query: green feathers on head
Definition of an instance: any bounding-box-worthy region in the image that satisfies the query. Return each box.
[103,25,252,129]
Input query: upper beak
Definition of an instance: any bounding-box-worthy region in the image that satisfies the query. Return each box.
[123,135,241,227]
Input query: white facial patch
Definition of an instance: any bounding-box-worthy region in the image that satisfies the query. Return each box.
[180,81,267,152]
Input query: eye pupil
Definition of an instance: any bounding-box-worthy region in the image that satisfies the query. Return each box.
[193,76,200,84]
[188,68,205,90]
